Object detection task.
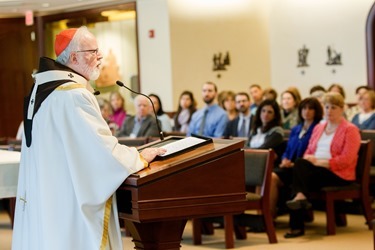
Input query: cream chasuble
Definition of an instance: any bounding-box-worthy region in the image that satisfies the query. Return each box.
[12,62,147,250]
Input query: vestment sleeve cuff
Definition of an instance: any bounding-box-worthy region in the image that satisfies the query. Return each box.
[139,154,149,168]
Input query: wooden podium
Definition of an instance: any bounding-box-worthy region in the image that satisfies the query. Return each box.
[117,138,247,250]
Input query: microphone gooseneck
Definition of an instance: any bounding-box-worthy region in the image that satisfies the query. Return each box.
[116,80,164,140]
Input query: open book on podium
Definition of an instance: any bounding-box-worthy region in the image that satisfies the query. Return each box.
[139,134,213,160]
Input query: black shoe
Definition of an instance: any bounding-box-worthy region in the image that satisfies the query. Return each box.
[284,229,305,238]
[286,199,312,210]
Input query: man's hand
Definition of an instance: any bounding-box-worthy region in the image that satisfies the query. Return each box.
[140,147,167,163]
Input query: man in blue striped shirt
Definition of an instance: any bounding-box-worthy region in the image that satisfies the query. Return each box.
[188,82,228,137]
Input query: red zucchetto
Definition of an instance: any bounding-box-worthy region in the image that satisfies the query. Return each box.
[54,28,77,57]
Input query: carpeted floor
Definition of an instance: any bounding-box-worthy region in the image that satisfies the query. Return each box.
[1,204,372,250]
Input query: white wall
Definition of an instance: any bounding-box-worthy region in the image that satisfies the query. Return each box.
[137,0,174,110]
[269,0,374,102]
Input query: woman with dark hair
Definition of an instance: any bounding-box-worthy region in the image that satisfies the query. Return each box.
[270,97,324,218]
[247,99,284,149]
[173,91,197,133]
[149,93,173,132]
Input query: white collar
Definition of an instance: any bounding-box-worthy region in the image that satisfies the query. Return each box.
[34,70,87,86]
[27,70,87,119]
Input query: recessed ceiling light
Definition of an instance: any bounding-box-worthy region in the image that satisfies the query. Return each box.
[41,2,50,8]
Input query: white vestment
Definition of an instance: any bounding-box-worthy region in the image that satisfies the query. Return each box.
[12,73,146,250]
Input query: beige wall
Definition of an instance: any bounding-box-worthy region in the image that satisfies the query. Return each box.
[168,0,271,109]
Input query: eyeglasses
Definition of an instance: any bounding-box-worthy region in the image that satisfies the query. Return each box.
[75,48,99,55]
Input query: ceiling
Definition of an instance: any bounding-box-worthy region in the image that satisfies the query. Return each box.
[0,0,132,18]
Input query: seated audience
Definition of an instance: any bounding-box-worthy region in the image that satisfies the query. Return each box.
[98,98,112,122]
[223,92,252,139]
[287,86,302,104]
[188,82,228,137]
[98,98,117,134]
[219,91,238,121]
[270,97,323,218]
[249,84,264,115]
[263,87,278,102]
[284,92,361,238]
[328,83,349,116]
[109,91,127,129]
[280,89,300,129]
[309,85,326,108]
[346,85,370,121]
[117,95,160,138]
[149,93,173,132]
[240,99,284,233]
[309,85,326,96]
[351,89,375,130]
[173,90,197,133]
[247,99,284,150]
[328,83,346,98]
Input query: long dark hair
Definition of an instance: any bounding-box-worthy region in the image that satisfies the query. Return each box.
[149,93,165,116]
[252,99,281,133]
[298,97,323,123]
[174,91,197,130]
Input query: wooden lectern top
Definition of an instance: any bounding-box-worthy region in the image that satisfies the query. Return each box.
[125,137,241,185]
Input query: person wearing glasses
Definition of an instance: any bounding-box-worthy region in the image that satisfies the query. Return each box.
[12,26,166,250]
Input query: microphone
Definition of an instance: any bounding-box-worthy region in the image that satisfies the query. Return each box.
[116,80,164,140]
[93,90,101,96]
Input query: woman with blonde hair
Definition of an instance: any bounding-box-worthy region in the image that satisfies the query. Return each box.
[284,92,360,238]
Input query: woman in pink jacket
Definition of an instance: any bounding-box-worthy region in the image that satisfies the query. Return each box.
[284,92,361,238]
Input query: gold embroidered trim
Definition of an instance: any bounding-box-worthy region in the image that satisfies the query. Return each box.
[100,196,112,250]
[55,83,84,91]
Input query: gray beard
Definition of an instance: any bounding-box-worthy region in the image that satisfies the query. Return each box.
[89,68,100,81]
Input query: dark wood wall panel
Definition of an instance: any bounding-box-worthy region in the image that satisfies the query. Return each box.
[0,19,37,138]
